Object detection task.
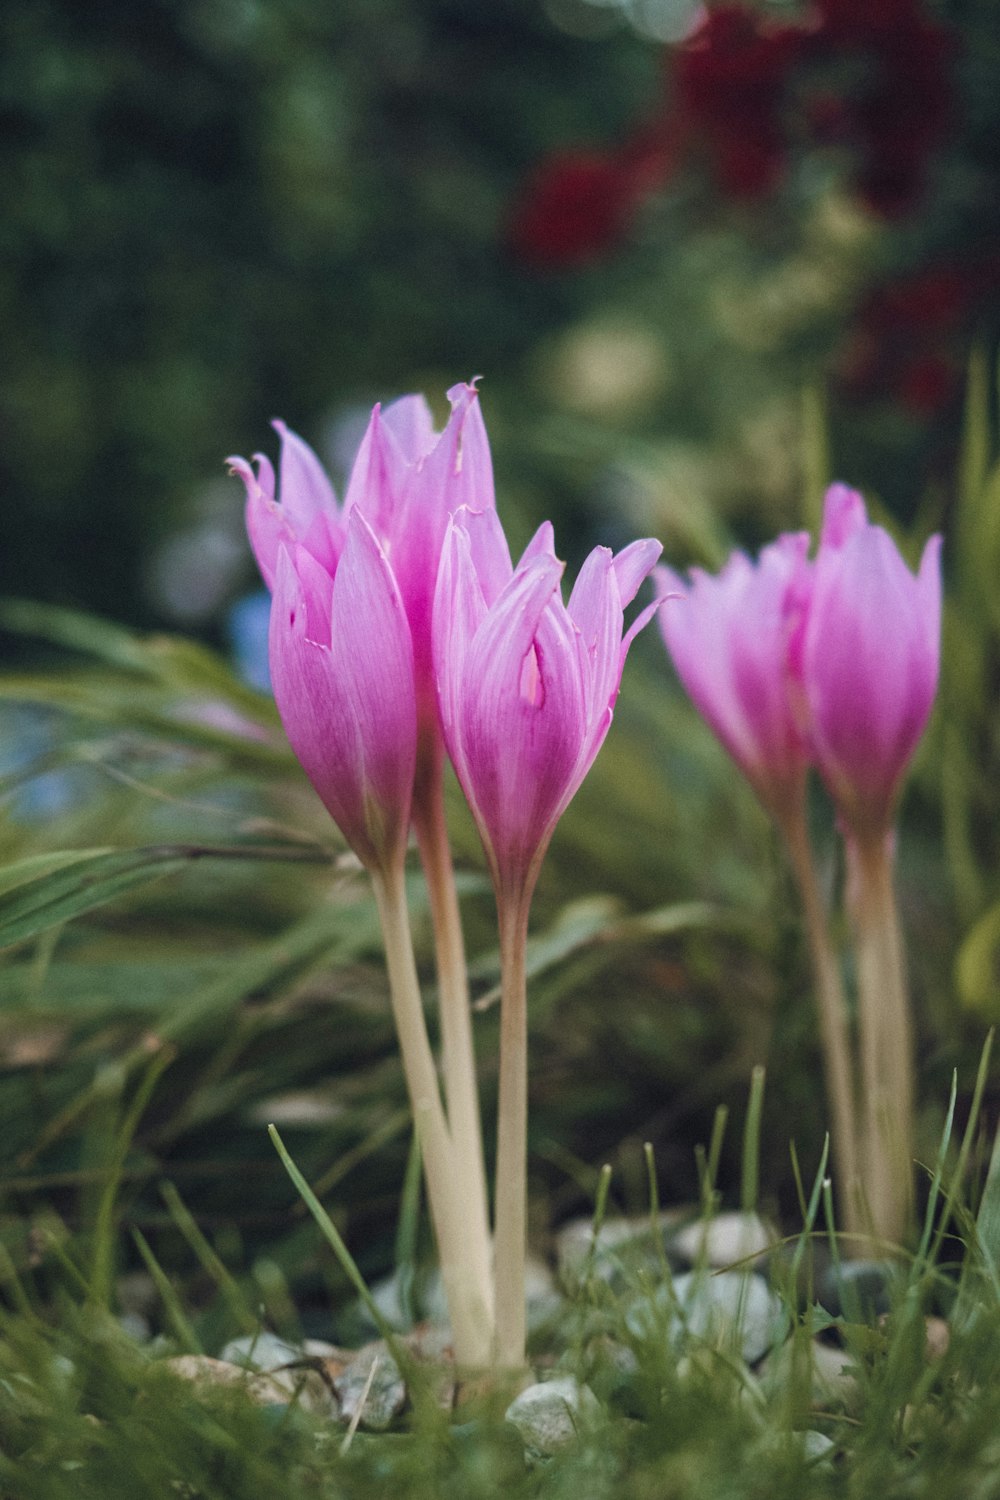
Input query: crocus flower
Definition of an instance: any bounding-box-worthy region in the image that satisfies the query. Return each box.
[229,384,494,866]
[265,517,417,871]
[795,484,942,842]
[656,533,813,825]
[434,508,662,898]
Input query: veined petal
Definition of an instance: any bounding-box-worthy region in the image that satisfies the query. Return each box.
[273,420,339,531]
[390,383,496,691]
[268,519,416,870]
[230,453,286,591]
[462,561,585,883]
[804,521,939,834]
[343,404,412,540]
[612,537,663,607]
[468,552,564,686]
[329,512,418,854]
[567,546,621,724]
[433,519,490,778]
[382,393,437,461]
[520,521,557,565]
[443,380,495,513]
[458,505,513,607]
[290,543,335,648]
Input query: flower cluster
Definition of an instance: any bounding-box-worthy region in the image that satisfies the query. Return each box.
[659,484,941,846]
[233,380,942,1337]
[232,384,661,1369]
[659,484,941,1245]
[231,386,660,886]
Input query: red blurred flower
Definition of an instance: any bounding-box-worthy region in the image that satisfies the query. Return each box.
[507,122,681,269]
[675,4,807,198]
[807,0,954,215]
[838,260,1000,416]
[508,151,637,268]
[509,0,955,267]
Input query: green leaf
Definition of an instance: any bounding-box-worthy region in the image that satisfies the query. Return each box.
[0,843,333,951]
[0,848,115,900]
[0,848,189,949]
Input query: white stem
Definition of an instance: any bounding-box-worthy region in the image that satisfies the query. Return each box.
[371,862,493,1366]
[847,832,915,1249]
[493,885,531,1371]
[781,807,862,1239]
[413,781,494,1327]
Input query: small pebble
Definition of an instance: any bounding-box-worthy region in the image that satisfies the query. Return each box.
[117,1312,151,1345]
[504,1377,600,1462]
[556,1210,688,1290]
[333,1343,407,1432]
[626,1270,784,1365]
[672,1211,776,1270]
[220,1333,302,1372]
[166,1353,336,1417]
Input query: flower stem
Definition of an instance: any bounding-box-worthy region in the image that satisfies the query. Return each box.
[412,777,494,1331]
[493,884,532,1370]
[780,806,861,1239]
[371,861,493,1367]
[847,831,915,1249]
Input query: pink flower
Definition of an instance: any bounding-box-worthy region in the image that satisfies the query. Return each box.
[434,509,661,897]
[266,516,417,870]
[795,485,942,841]
[229,383,495,867]
[656,533,812,823]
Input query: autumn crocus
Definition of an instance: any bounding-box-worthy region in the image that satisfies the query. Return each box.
[656,534,813,825]
[656,535,861,1234]
[795,484,942,1247]
[230,387,495,1366]
[435,507,661,1367]
[796,483,942,847]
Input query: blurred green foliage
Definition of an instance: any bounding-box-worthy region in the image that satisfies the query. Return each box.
[0,0,655,621]
[4,0,1000,632]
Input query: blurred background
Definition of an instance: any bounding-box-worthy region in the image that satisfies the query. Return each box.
[3,0,999,638]
[2,0,1000,1332]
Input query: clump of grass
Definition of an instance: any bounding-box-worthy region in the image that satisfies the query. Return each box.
[3,1059,1000,1500]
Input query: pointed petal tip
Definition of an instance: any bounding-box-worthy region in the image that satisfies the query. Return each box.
[446,376,483,405]
[821,483,868,549]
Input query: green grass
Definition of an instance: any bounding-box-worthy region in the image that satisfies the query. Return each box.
[2,1083,1000,1499]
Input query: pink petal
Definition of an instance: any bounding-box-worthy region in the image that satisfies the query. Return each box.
[458,506,513,607]
[444,380,494,513]
[461,556,586,884]
[273,420,339,531]
[657,537,810,813]
[381,393,437,461]
[269,522,416,871]
[567,546,621,723]
[820,483,868,549]
[290,542,335,648]
[804,523,940,834]
[342,404,412,539]
[612,537,663,607]
[433,520,490,785]
[520,521,557,564]
[230,453,286,591]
